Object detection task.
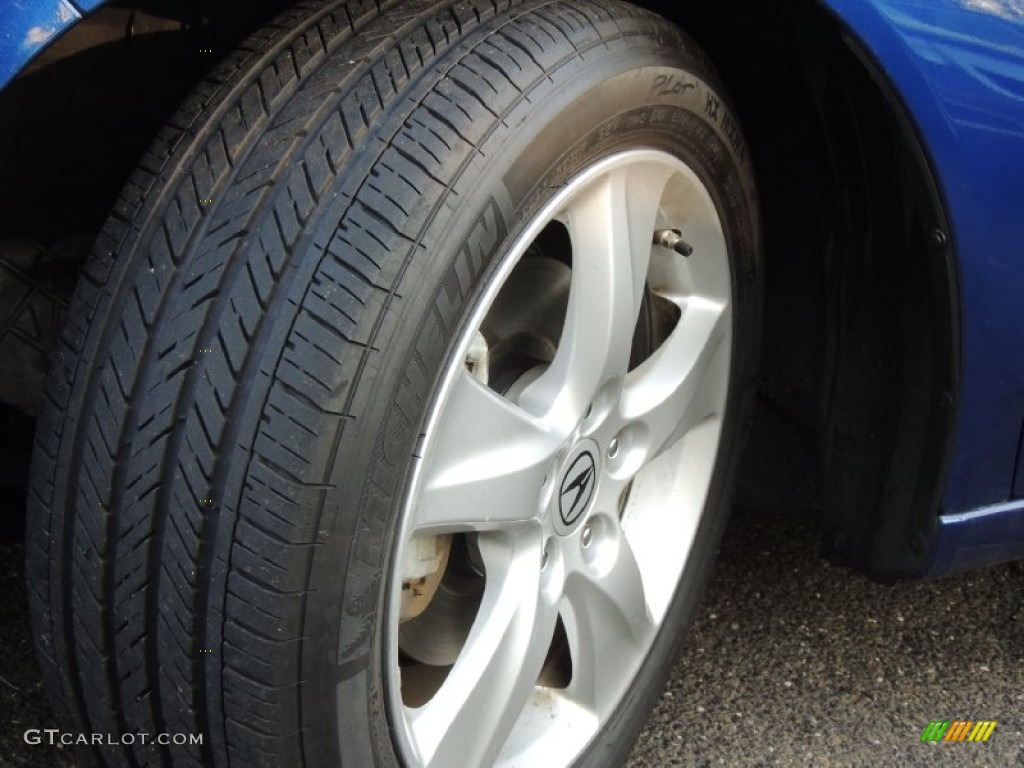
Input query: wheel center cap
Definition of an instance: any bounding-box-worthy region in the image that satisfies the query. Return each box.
[554,440,600,536]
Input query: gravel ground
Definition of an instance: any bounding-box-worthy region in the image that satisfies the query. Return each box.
[2,507,1021,767]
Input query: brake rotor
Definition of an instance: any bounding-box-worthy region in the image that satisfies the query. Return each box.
[399,537,485,666]
[481,253,570,392]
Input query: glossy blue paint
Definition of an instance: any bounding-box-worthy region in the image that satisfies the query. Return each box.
[823,0,1024,518]
[0,0,81,90]
[70,0,107,11]
[1015,425,1024,497]
[926,501,1024,575]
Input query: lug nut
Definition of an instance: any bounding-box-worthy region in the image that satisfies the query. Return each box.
[541,542,550,570]
[581,525,593,549]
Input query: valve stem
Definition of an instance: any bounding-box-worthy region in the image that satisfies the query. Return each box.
[654,229,694,257]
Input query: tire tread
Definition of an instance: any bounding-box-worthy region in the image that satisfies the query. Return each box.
[27,2,718,766]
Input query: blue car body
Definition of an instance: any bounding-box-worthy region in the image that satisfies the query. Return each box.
[823,0,1024,575]
[2,0,1023,576]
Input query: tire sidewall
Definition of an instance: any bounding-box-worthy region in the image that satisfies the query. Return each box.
[302,21,760,768]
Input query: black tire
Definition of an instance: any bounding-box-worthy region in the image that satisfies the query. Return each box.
[27,1,759,766]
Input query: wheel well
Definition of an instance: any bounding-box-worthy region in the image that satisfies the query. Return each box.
[0,0,959,579]
[645,0,960,580]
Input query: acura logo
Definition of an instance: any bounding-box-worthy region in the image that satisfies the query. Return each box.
[558,451,597,527]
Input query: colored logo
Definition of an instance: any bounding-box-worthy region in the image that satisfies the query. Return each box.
[920,721,997,743]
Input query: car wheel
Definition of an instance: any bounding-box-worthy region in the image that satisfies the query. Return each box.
[27,1,759,766]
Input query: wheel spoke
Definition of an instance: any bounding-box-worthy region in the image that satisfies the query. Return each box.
[391,148,737,768]
[520,163,673,433]
[409,532,560,767]
[414,370,557,532]
[562,529,654,712]
[620,297,729,467]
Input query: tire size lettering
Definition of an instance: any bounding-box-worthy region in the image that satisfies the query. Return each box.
[705,93,746,161]
[705,93,722,122]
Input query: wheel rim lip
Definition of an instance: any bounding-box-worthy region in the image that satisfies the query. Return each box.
[383,149,733,768]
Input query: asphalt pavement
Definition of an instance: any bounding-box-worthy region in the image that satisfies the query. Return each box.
[2,506,1021,767]
[628,510,1024,767]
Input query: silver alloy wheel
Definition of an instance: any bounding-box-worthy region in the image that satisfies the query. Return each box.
[386,150,733,768]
